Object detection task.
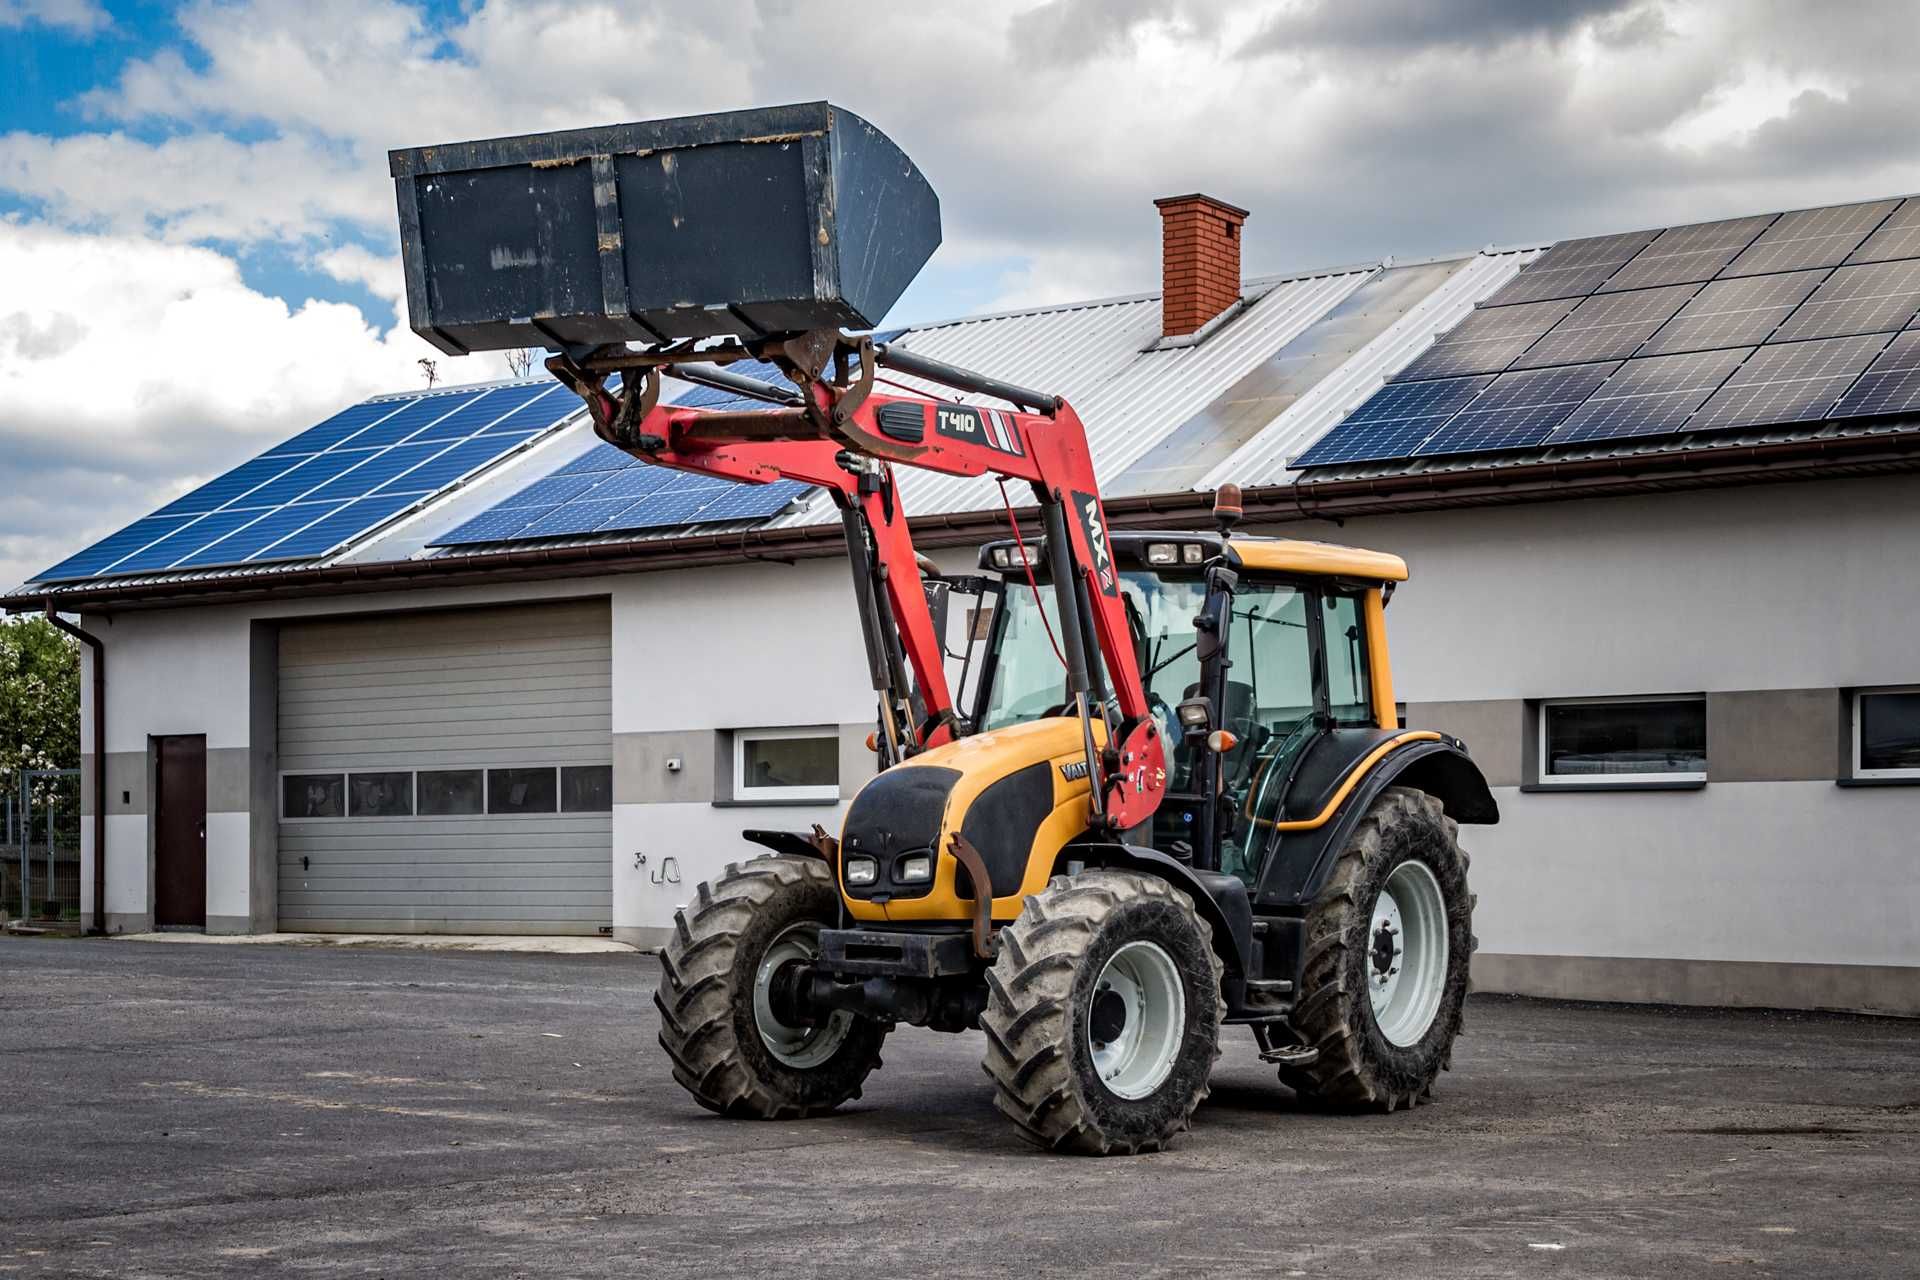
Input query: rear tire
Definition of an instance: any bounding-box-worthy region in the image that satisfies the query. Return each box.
[981,869,1224,1155]
[1281,787,1473,1111]
[654,855,887,1119]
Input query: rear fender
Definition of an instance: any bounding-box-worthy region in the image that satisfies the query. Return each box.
[1255,738,1497,909]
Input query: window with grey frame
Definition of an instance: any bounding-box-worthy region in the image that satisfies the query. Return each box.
[281,765,612,818]
[1537,696,1708,785]
[1853,688,1920,780]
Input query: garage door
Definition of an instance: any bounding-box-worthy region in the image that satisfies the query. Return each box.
[277,599,612,935]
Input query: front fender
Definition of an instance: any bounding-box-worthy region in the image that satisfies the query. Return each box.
[1057,842,1254,979]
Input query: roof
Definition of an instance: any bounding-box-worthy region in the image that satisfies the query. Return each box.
[15,190,1920,614]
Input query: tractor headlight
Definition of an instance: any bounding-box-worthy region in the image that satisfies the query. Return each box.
[898,854,932,883]
[1182,544,1205,564]
[1146,542,1178,566]
[844,856,879,886]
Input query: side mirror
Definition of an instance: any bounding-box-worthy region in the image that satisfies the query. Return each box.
[922,577,952,641]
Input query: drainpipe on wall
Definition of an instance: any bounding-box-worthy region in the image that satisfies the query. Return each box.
[42,603,105,935]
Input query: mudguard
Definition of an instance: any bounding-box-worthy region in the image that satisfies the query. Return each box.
[741,828,829,860]
[1255,735,1497,909]
[1060,842,1254,979]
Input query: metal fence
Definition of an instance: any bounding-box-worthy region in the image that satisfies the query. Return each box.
[1,768,82,925]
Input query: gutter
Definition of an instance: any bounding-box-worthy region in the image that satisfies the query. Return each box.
[8,427,1920,615]
[41,604,105,935]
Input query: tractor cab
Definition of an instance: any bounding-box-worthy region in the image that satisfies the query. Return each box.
[969,529,1411,895]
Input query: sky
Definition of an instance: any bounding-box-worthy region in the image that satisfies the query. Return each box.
[4,0,1920,592]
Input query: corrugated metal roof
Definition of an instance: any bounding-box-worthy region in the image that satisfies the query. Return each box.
[1203,249,1542,490]
[770,267,1378,526]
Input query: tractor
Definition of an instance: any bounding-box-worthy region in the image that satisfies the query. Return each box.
[390,100,1498,1154]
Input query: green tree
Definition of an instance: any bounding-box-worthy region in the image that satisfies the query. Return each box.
[0,616,80,776]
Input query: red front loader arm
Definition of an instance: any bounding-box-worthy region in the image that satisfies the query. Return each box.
[552,336,1167,832]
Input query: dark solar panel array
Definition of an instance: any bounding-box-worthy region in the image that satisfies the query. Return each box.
[1294,195,1920,470]
[39,381,573,581]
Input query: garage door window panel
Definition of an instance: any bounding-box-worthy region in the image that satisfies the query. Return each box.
[418,769,485,815]
[1539,697,1707,787]
[284,773,346,819]
[735,729,839,803]
[1854,688,1920,780]
[561,765,613,812]
[348,771,414,817]
[488,767,559,814]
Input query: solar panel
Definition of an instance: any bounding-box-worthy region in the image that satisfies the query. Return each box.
[1597,214,1776,292]
[1544,348,1752,444]
[1507,284,1699,369]
[1718,200,1899,277]
[1636,270,1827,356]
[1291,376,1497,467]
[172,501,348,568]
[1845,197,1920,265]
[1766,259,1920,343]
[677,478,811,525]
[261,400,408,458]
[150,454,313,518]
[1392,299,1576,380]
[1829,331,1920,418]
[1686,334,1888,432]
[1478,230,1659,307]
[1412,363,1620,457]
[37,379,579,581]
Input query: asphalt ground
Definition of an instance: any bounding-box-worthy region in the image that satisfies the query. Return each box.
[0,936,1914,1279]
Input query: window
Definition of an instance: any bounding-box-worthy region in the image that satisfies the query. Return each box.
[1320,593,1373,725]
[283,773,345,818]
[735,729,839,802]
[487,767,558,814]
[1538,697,1707,785]
[348,772,413,817]
[1854,688,1920,780]
[418,770,484,815]
[561,765,613,812]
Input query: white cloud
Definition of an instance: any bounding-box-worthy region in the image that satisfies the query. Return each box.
[0,221,504,591]
[0,0,107,34]
[312,243,406,319]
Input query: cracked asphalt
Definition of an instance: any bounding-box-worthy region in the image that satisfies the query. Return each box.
[0,935,1915,1278]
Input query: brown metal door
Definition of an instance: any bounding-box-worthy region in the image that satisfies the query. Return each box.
[154,735,206,928]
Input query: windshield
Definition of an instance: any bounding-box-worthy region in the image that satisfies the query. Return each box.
[979,571,1209,738]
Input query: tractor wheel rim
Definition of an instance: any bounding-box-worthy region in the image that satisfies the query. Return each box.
[1368,859,1448,1048]
[1088,939,1186,1100]
[752,922,853,1069]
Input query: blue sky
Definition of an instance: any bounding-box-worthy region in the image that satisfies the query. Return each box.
[4,0,1919,592]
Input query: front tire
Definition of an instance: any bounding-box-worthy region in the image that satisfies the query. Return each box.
[1282,787,1474,1111]
[981,870,1224,1155]
[654,855,887,1119]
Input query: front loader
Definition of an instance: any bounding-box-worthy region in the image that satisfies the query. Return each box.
[391,101,1499,1154]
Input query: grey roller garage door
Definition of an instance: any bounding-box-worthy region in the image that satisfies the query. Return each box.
[277,599,612,934]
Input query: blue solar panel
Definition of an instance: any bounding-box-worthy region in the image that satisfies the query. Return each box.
[151,454,312,518]
[37,379,573,581]
[261,400,408,457]
[1544,349,1751,445]
[35,514,200,580]
[410,384,552,441]
[1291,376,1497,468]
[679,479,810,524]
[262,493,424,560]
[107,507,276,574]
[1413,363,1621,457]
[519,498,638,537]
[172,501,347,568]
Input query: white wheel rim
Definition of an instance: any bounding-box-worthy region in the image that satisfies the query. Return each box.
[751,922,853,1069]
[1367,859,1448,1048]
[1087,940,1186,1100]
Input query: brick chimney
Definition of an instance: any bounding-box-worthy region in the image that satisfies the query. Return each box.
[1154,193,1249,338]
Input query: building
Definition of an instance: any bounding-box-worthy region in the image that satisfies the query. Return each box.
[9,193,1917,1016]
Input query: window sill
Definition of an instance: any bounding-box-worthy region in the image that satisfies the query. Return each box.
[1519,779,1707,794]
[1836,776,1920,788]
[712,797,843,808]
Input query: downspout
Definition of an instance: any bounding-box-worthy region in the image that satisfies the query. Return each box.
[42,603,105,935]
